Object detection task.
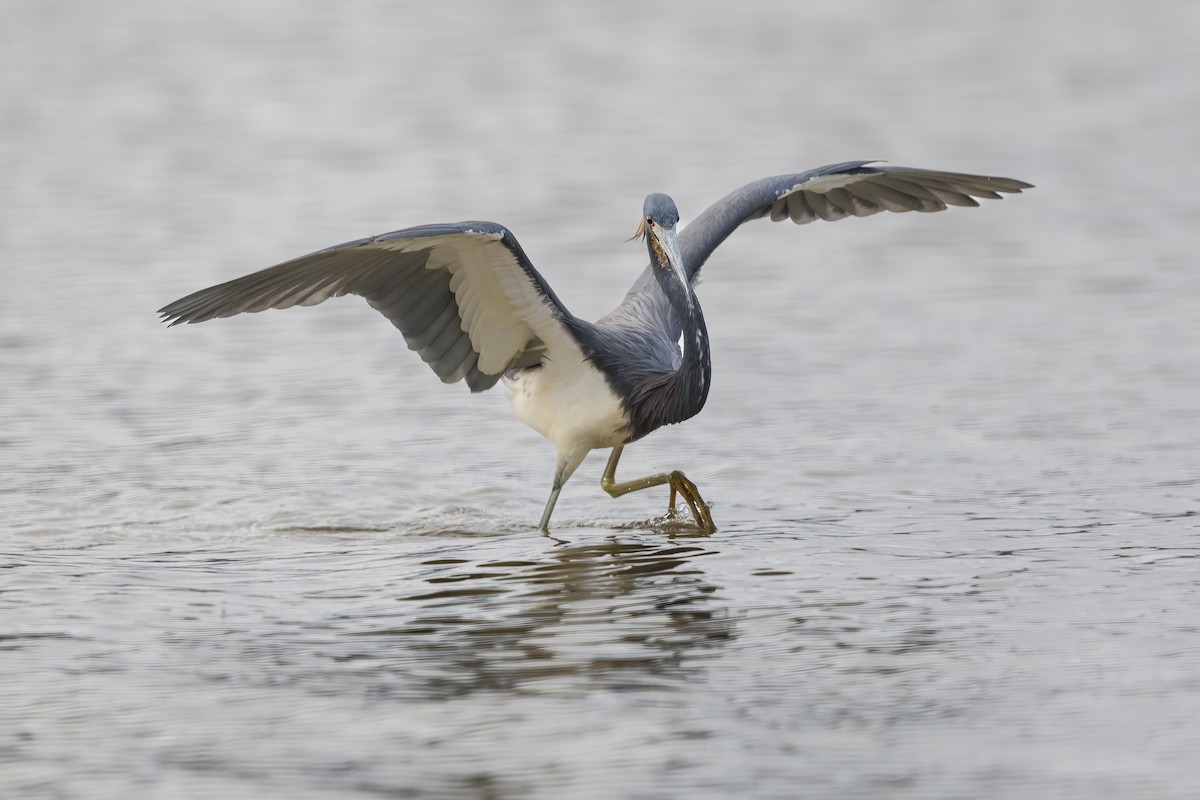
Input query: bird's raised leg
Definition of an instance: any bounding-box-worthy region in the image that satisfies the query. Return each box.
[599,446,716,531]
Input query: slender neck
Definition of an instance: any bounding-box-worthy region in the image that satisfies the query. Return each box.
[655,261,712,423]
[566,238,714,443]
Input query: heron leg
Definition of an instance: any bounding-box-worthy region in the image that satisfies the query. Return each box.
[599,446,716,531]
[539,445,589,533]
[537,485,562,533]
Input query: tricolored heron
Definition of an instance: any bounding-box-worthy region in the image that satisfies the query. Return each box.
[159,160,1031,532]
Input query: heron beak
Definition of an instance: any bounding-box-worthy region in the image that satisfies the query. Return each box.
[654,225,688,287]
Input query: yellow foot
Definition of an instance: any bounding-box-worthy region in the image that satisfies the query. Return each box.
[667,470,716,532]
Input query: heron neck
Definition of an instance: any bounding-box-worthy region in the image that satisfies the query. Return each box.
[662,271,712,420]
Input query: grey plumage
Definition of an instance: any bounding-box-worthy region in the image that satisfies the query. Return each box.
[160,222,569,393]
[621,162,1033,343]
[159,161,1031,530]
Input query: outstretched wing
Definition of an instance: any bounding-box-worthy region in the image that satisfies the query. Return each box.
[679,161,1032,280]
[159,222,578,392]
[613,161,1031,337]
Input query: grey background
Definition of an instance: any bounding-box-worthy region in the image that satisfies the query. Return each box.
[3,1,1198,798]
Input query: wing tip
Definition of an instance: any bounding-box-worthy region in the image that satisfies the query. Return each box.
[157,300,199,326]
[157,306,183,326]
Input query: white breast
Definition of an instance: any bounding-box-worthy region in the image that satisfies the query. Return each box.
[505,358,631,455]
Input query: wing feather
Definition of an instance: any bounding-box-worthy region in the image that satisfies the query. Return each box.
[407,302,460,351]
[615,160,1031,343]
[785,192,814,223]
[159,222,580,393]
[678,161,1032,280]
[806,191,851,222]
[368,261,428,311]
[845,181,926,212]
[871,175,946,204]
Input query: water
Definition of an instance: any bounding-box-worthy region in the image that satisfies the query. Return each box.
[3,1,1199,797]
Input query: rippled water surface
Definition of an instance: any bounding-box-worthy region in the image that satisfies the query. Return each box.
[3,1,1199,798]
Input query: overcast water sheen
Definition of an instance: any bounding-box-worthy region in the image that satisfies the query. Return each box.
[3,1,1199,798]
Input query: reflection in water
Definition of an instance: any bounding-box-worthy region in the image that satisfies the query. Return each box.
[354,535,733,699]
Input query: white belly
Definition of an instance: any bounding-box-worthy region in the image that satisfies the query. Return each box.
[504,359,631,454]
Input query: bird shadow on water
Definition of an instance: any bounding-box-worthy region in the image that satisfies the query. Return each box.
[295,524,736,701]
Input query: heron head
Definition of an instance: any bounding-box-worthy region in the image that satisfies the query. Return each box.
[633,193,687,287]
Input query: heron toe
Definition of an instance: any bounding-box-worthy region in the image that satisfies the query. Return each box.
[667,470,716,532]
